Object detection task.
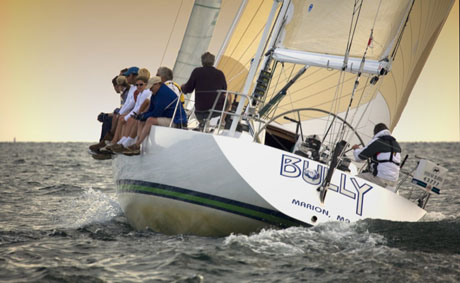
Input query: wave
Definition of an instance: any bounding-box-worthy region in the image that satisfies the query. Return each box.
[224,221,386,256]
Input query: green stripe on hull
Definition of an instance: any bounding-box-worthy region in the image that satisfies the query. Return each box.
[118,183,302,228]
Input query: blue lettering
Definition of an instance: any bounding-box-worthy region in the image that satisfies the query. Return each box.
[338,173,356,199]
[337,215,350,223]
[292,199,330,216]
[350,178,373,216]
[280,155,301,178]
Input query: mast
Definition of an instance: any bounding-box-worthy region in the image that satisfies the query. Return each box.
[215,0,248,65]
[228,0,283,136]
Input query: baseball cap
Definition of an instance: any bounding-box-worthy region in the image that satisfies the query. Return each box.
[123,67,139,76]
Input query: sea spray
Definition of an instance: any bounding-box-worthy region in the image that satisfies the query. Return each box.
[57,188,122,228]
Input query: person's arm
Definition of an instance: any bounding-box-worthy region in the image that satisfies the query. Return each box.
[221,71,227,91]
[150,94,169,117]
[119,86,135,115]
[125,90,150,121]
[354,140,380,161]
[181,69,197,94]
[139,99,150,114]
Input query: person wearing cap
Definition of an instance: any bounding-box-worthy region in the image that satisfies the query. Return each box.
[123,76,188,155]
[351,123,402,192]
[105,67,141,146]
[106,69,152,152]
[89,72,129,152]
[181,52,227,130]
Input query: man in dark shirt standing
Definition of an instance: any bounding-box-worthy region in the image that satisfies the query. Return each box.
[181,52,227,130]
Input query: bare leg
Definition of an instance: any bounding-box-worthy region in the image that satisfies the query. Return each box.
[136,121,145,138]
[128,121,138,138]
[135,117,158,147]
[111,113,119,134]
[122,117,136,138]
[111,115,126,143]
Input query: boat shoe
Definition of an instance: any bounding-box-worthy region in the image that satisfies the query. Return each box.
[111,144,127,153]
[89,141,106,152]
[104,143,124,152]
[123,145,140,156]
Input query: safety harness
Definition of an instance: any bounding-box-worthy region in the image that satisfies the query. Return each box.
[371,135,401,176]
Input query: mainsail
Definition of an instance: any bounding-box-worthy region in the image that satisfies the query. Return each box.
[215,0,454,144]
[172,0,222,86]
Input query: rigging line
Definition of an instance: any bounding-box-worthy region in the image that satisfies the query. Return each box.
[321,70,346,144]
[160,0,184,66]
[391,0,415,61]
[346,75,370,126]
[322,0,364,149]
[265,61,283,105]
[343,76,371,142]
[224,0,264,59]
[327,72,346,146]
[345,76,383,143]
[266,63,295,121]
[276,74,360,107]
[343,0,364,68]
[226,0,289,97]
[223,24,265,80]
[286,64,299,120]
[336,0,383,145]
[225,57,254,84]
[268,65,320,96]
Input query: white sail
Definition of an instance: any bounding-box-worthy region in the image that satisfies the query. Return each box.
[278,0,412,60]
[216,0,454,144]
[173,0,222,85]
[268,0,455,137]
[217,0,278,93]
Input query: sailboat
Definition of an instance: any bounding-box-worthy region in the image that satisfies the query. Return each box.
[113,0,454,236]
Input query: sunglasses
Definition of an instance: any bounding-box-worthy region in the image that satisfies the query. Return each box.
[136,83,145,87]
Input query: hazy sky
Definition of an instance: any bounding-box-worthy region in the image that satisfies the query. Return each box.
[0,0,458,142]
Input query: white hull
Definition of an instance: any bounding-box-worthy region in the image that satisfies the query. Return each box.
[113,127,426,236]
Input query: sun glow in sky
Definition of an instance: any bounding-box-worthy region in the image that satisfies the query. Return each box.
[0,0,458,142]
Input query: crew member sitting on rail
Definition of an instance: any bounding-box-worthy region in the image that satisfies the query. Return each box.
[352,123,401,192]
[107,72,152,153]
[88,68,130,152]
[123,76,188,156]
[156,66,185,107]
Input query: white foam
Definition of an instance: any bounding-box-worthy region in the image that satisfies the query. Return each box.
[223,222,386,256]
[224,228,305,256]
[420,211,449,221]
[57,188,122,228]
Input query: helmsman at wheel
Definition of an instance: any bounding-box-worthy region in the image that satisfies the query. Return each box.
[352,123,401,192]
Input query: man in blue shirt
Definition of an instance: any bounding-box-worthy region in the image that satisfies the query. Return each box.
[124,76,187,155]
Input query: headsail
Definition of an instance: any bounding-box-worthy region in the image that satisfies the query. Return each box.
[173,0,222,86]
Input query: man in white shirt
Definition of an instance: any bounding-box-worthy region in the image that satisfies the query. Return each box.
[352,123,401,192]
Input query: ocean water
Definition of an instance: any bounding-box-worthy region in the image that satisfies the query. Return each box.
[1,142,459,282]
